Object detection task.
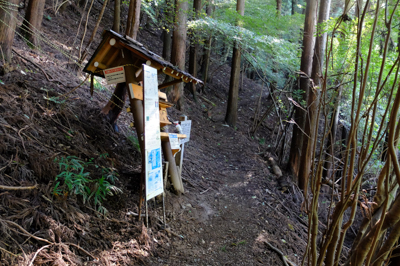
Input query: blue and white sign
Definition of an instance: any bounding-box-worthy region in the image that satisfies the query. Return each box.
[143,65,163,200]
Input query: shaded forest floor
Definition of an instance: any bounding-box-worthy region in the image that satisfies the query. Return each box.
[0,1,348,265]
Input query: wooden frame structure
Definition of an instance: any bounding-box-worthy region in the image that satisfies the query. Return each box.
[83,30,203,196]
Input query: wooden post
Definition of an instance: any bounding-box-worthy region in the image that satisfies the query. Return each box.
[162,139,184,195]
[123,60,146,216]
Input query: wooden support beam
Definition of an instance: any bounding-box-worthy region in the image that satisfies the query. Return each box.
[158,79,183,90]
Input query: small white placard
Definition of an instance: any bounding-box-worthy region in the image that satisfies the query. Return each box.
[180,120,192,144]
[104,66,126,84]
[169,133,180,150]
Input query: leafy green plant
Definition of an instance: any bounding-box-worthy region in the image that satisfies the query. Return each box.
[53,156,92,203]
[127,134,140,151]
[53,156,121,214]
[93,77,107,92]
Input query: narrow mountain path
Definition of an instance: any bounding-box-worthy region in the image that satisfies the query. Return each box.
[147,99,306,265]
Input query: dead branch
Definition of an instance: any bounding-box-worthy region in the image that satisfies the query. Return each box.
[3,219,52,244]
[264,241,297,266]
[64,242,96,259]
[0,246,18,257]
[0,155,13,172]
[12,49,53,81]
[28,244,51,266]
[0,184,37,190]
[28,242,96,266]
[18,125,29,154]
[198,94,216,106]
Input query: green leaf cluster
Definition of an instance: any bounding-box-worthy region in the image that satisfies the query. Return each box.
[53,155,121,215]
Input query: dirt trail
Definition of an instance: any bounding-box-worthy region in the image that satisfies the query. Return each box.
[0,2,308,265]
[147,96,307,265]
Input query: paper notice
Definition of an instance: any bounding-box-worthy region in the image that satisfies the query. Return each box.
[104,66,126,84]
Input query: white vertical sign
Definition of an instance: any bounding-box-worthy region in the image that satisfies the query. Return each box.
[143,65,163,200]
[180,120,192,144]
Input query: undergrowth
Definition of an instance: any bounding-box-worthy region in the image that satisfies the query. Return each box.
[53,155,122,214]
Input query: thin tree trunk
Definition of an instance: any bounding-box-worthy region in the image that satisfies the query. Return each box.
[298,0,331,189]
[225,0,245,127]
[162,0,173,63]
[355,0,363,18]
[187,0,202,101]
[162,31,172,61]
[126,0,141,39]
[113,0,121,33]
[79,0,109,63]
[22,0,46,46]
[276,0,282,15]
[0,0,19,62]
[322,86,342,179]
[201,0,214,87]
[288,0,318,183]
[292,0,297,15]
[170,0,188,109]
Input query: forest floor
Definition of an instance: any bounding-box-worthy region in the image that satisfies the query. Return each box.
[0,1,349,265]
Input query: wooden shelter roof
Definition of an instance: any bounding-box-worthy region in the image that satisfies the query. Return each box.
[83,30,203,87]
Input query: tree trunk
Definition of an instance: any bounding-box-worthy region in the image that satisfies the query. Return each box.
[298,0,331,191]
[292,0,297,15]
[276,0,282,15]
[0,0,19,62]
[113,0,121,33]
[288,0,318,184]
[355,0,363,18]
[225,0,245,127]
[162,31,172,61]
[201,0,214,86]
[22,0,46,46]
[170,0,188,109]
[126,0,141,39]
[187,0,202,101]
[162,0,173,62]
[322,85,342,179]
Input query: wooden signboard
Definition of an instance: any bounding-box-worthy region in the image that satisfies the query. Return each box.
[143,65,164,200]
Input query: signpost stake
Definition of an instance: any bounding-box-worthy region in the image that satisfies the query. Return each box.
[162,193,166,226]
[178,116,187,177]
[145,199,149,227]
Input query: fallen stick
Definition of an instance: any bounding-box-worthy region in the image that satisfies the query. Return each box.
[12,49,52,81]
[28,244,51,266]
[0,184,37,190]
[0,246,17,257]
[198,94,216,106]
[4,220,52,244]
[264,241,298,266]
[200,187,211,194]
[65,242,96,259]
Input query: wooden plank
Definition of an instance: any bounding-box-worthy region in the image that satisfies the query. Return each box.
[126,84,172,103]
[159,108,170,125]
[159,100,174,108]
[160,132,186,141]
[128,83,143,100]
[158,91,167,101]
